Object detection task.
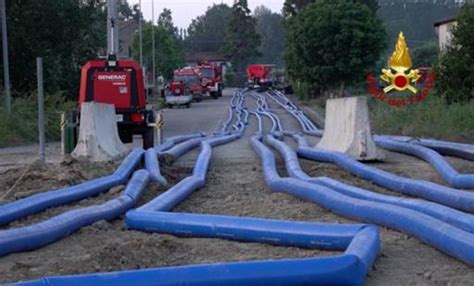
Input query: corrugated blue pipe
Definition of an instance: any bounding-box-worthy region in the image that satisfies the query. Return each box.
[138,134,242,212]
[155,133,207,153]
[145,148,168,186]
[266,134,474,234]
[0,170,150,257]
[386,135,474,161]
[298,146,474,213]
[251,135,474,264]
[0,149,144,226]
[374,136,474,189]
[13,219,380,286]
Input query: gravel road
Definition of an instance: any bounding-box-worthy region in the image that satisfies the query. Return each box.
[0,89,473,285]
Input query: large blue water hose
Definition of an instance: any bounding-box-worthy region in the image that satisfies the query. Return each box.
[386,135,474,161]
[251,135,474,264]
[155,133,207,154]
[0,149,144,226]
[297,146,474,213]
[266,134,474,234]
[374,136,474,189]
[138,134,242,213]
[145,148,168,186]
[0,170,150,257]
[11,220,378,286]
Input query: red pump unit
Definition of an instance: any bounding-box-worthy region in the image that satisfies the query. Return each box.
[78,56,155,148]
[247,64,275,86]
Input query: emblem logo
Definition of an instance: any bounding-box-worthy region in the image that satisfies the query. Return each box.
[367,32,435,108]
[381,32,421,94]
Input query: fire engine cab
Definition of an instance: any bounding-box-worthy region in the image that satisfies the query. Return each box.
[78,55,156,149]
[196,63,223,99]
[174,67,204,102]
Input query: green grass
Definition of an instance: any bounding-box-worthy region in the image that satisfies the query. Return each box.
[369,94,474,142]
[0,93,76,147]
[300,92,473,143]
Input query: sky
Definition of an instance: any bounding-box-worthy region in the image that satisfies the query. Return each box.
[128,0,285,30]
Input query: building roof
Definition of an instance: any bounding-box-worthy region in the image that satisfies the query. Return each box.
[434,18,457,27]
[185,52,229,63]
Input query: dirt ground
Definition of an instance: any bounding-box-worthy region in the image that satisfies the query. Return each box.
[0,89,473,285]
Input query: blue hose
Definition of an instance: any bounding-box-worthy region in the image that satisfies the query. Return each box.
[298,146,474,213]
[0,149,144,226]
[145,148,168,186]
[252,135,474,265]
[0,170,150,257]
[374,136,474,189]
[266,134,474,234]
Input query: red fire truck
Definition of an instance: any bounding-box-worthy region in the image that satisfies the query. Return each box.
[164,80,193,109]
[196,63,223,99]
[174,67,204,102]
[77,55,156,148]
[247,64,275,87]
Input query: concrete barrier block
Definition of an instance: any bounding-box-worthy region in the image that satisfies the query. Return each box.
[72,102,128,162]
[317,97,384,161]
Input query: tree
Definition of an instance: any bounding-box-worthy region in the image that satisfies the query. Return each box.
[130,23,184,80]
[185,4,232,53]
[225,0,261,72]
[0,0,107,99]
[254,6,286,67]
[378,0,461,49]
[412,42,438,67]
[158,8,178,37]
[436,3,474,103]
[119,1,141,22]
[284,0,386,97]
[283,0,379,18]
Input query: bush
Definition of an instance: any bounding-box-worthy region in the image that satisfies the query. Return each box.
[436,4,474,103]
[370,94,474,142]
[284,0,386,98]
[0,93,76,147]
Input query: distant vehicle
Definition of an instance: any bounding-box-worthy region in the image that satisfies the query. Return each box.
[174,67,204,102]
[165,81,192,109]
[247,64,275,87]
[196,63,223,99]
[78,55,155,149]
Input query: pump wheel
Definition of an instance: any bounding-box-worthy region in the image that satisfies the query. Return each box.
[143,127,154,149]
[211,92,218,100]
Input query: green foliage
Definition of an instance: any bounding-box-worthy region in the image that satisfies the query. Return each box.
[283,0,379,18]
[285,0,386,98]
[1,0,107,100]
[185,4,232,53]
[378,0,461,49]
[225,0,261,72]
[158,8,178,37]
[0,93,75,147]
[411,42,439,67]
[130,23,184,80]
[370,94,474,142]
[254,6,286,67]
[436,3,474,103]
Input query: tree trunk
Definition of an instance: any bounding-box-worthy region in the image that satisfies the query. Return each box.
[339,81,346,98]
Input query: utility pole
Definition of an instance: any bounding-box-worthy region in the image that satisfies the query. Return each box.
[151,0,156,92]
[37,58,45,163]
[1,0,11,115]
[107,0,119,55]
[139,0,143,67]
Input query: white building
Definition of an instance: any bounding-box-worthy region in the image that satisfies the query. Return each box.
[434,18,457,51]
